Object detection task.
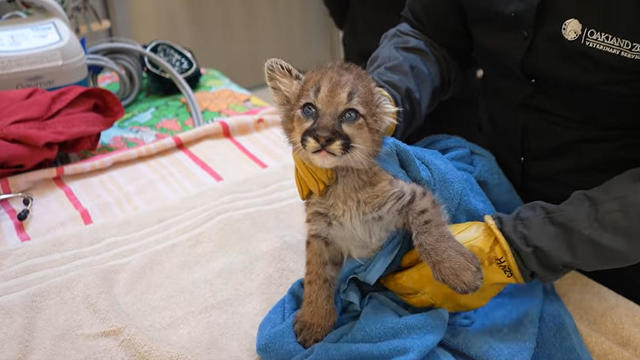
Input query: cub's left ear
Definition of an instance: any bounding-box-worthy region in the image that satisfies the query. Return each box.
[264,58,303,107]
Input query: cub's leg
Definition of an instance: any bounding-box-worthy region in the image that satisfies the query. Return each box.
[294,215,343,348]
[405,185,483,294]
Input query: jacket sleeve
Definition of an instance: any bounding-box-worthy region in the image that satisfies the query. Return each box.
[494,168,640,282]
[366,0,472,141]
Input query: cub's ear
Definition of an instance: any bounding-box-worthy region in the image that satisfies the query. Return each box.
[374,87,399,135]
[264,58,303,107]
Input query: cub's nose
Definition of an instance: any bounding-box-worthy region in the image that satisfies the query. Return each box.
[313,129,335,147]
[314,134,335,147]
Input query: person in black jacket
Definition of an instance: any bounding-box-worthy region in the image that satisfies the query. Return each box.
[365,0,640,302]
[323,0,406,68]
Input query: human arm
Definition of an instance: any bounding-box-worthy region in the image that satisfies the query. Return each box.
[366,0,473,141]
[495,168,640,282]
[383,168,640,310]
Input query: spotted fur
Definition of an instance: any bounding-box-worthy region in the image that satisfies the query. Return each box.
[265,59,482,348]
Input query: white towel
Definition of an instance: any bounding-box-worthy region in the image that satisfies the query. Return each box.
[0,163,305,360]
[1,160,638,359]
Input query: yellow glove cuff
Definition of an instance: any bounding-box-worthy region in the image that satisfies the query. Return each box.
[292,88,397,200]
[483,215,524,283]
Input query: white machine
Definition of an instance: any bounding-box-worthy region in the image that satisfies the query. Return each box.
[0,0,88,90]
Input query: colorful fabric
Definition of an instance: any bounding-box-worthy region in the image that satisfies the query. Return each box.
[82,68,269,158]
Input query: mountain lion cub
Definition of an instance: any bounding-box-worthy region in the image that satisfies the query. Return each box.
[264,59,482,347]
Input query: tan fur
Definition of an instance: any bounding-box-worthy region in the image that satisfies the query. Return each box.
[265,59,483,348]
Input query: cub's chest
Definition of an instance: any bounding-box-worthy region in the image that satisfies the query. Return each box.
[318,186,406,259]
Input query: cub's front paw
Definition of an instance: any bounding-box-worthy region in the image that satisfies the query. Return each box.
[293,308,336,348]
[430,242,483,294]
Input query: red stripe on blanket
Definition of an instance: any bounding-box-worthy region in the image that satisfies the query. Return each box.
[218,120,268,169]
[53,167,93,225]
[0,178,30,242]
[172,136,223,181]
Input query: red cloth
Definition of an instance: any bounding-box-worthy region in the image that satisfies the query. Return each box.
[0,86,123,177]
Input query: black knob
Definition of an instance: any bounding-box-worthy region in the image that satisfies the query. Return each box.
[23,197,30,206]
[17,209,29,222]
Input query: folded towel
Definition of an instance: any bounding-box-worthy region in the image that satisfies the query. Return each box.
[256,135,591,360]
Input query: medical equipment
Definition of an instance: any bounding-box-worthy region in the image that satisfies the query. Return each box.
[145,40,201,95]
[0,192,33,221]
[86,39,204,122]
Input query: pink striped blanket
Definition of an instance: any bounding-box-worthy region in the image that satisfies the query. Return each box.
[0,109,286,247]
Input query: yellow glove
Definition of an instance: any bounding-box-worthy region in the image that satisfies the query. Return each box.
[293,89,397,200]
[380,215,524,312]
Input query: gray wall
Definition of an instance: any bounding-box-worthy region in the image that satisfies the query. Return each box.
[106,0,342,88]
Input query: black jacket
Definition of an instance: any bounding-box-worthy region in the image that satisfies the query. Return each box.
[367,0,640,300]
[323,0,405,68]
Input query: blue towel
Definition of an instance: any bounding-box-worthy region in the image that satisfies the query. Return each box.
[257,135,591,360]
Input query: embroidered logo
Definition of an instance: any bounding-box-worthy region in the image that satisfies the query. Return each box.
[562,18,640,60]
[562,18,582,41]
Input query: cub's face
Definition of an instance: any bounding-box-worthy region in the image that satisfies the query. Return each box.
[264,59,396,169]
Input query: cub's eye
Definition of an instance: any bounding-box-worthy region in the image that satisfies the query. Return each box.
[340,109,359,123]
[301,103,317,119]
